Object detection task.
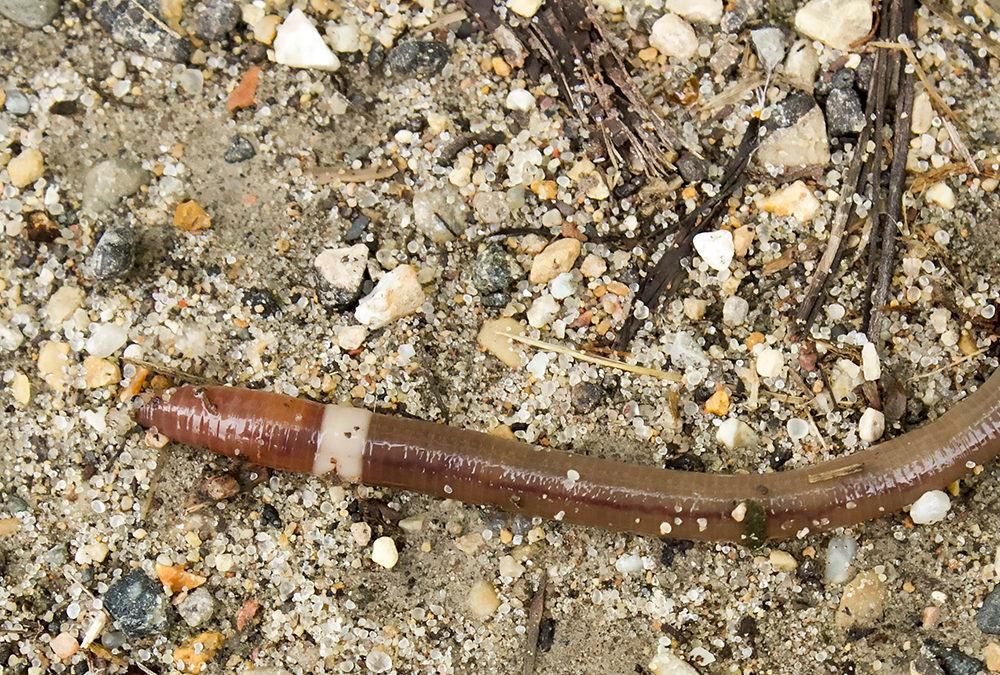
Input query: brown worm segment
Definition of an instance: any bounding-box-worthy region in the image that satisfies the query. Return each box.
[137,373,1000,543]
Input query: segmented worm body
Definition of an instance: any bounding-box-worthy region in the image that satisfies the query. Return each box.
[138,373,1000,543]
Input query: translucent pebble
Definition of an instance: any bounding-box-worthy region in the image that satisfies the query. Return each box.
[824,536,858,584]
[786,417,809,441]
[910,490,951,525]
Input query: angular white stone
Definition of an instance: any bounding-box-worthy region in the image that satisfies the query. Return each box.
[858,407,885,443]
[757,107,831,169]
[784,40,820,93]
[760,180,821,223]
[505,88,536,112]
[716,418,758,450]
[794,0,873,51]
[692,230,734,271]
[527,293,559,328]
[86,323,128,358]
[925,182,956,210]
[355,265,425,328]
[371,536,399,569]
[911,89,934,134]
[722,296,749,327]
[861,342,881,381]
[664,0,722,24]
[755,348,785,378]
[909,490,951,525]
[649,12,698,61]
[507,0,543,19]
[274,9,340,71]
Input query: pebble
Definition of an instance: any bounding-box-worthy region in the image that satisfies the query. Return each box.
[224,135,256,163]
[716,418,758,450]
[912,90,934,134]
[0,0,60,27]
[722,296,749,326]
[755,348,784,378]
[4,88,30,115]
[507,0,543,19]
[177,587,216,628]
[0,322,24,352]
[350,522,372,546]
[835,570,885,629]
[38,340,70,390]
[355,265,425,328]
[529,238,581,284]
[858,407,885,443]
[926,182,956,210]
[824,535,857,584]
[979,585,1000,634]
[86,322,129,357]
[84,356,120,388]
[527,294,559,328]
[665,0,721,24]
[88,224,136,280]
[8,148,44,189]
[751,27,786,70]
[785,40,820,93]
[984,642,1000,671]
[274,9,340,71]
[505,88,536,112]
[794,0,873,51]
[11,372,31,404]
[580,253,607,278]
[571,381,605,414]
[925,639,986,675]
[760,180,821,223]
[314,244,369,307]
[861,342,881,381]
[190,0,240,42]
[413,187,467,242]
[499,555,525,579]
[174,200,212,232]
[49,632,78,661]
[477,318,525,368]
[615,553,644,574]
[337,325,368,351]
[46,285,85,325]
[692,230,734,271]
[549,272,576,300]
[467,580,500,619]
[757,104,830,169]
[94,0,191,62]
[366,649,394,673]
[327,23,361,52]
[910,490,951,525]
[473,242,518,295]
[683,298,707,320]
[371,536,399,569]
[649,12,698,61]
[387,40,450,77]
[677,152,709,182]
[82,157,149,213]
[648,646,699,675]
[769,549,798,572]
[825,87,865,136]
[103,569,171,637]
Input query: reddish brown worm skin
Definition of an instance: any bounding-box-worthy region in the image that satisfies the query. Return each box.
[138,374,1000,543]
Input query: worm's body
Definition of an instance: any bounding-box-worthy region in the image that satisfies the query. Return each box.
[138,373,1000,542]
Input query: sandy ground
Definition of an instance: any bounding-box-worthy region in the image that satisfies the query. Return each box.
[4,1,1000,674]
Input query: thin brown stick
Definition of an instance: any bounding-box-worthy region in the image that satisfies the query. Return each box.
[522,577,548,675]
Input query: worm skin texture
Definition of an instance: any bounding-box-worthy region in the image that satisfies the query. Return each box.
[138,373,1000,543]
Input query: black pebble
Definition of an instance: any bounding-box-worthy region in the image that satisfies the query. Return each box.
[570,382,606,414]
[387,40,451,77]
[260,503,282,528]
[537,618,556,652]
[89,224,136,280]
[103,569,171,637]
[663,454,706,472]
[660,540,694,567]
[923,639,984,675]
[977,583,1000,634]
[242,287,281,317]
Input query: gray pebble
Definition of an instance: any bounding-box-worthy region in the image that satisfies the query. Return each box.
[88,224,136,280]
[0,0,61,29]
[825,87,865,136]
[472,242,517,295]
[750,27,785,71]
[571,382,605,414]
[224,135,256,164]
[82,157,149,214]
[480,291,510,308]
[677,152,708,183]
[177,587,216,627]
[720,0,762,33]
[1,495,29,513]
[103,569,171,637]
[190,0,239,42]
[923,639,984,675]
[101,630,127,650]
[94,0,191,62]
[766,92,818,131]
[387,40,450,77]
[4,89,30,115]
[977,583,1000,634]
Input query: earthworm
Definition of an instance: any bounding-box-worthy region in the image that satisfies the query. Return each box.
[137,374,1000,543]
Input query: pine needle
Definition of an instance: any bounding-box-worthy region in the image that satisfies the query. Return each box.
[503,331,682,382]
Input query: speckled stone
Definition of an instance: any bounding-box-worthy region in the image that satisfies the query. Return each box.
[88,224,136,280]
[94,0,192,62]
[387,40,450,77]
[0,0,60,28]
[103,570,171,637]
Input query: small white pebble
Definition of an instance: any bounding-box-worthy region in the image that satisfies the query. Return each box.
[858,407,885,443]
[755,348,784,378]
[505,88,536,112]
[692,230,735,271]
[507,0,543,19]
[910,490,951,525]
[925,182,956,210]
[861,342,881,381]
[716,418,758,450]
[371,536,399,569]
[350,522,372,546]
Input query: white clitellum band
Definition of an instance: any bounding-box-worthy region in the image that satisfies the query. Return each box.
[315,405,372,481]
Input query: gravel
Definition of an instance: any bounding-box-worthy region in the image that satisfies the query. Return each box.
[103,569,171,637]
[87,223,136,280]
